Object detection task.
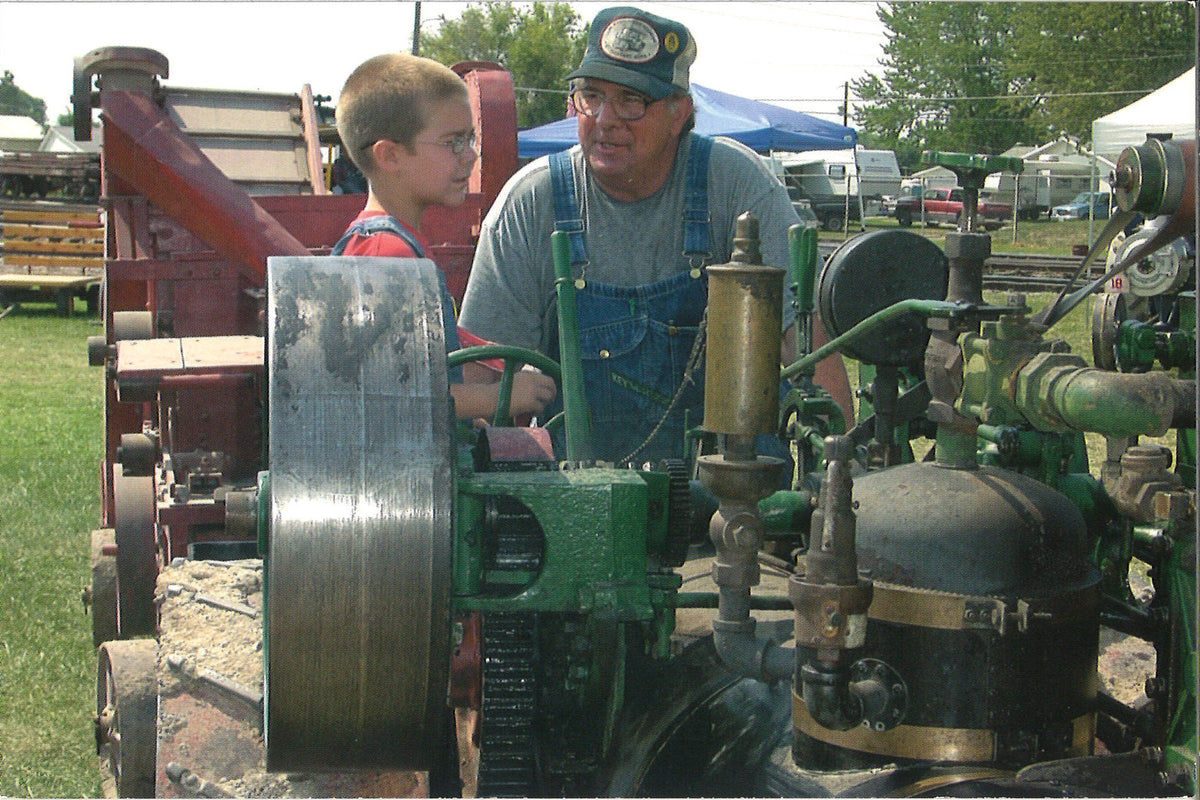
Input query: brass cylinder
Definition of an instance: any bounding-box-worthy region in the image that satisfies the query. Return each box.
[703,259,785,437]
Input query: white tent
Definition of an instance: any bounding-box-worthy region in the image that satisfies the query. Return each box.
[1091,68,1196,160]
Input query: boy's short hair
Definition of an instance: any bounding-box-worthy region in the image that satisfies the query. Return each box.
[337,53,468,174]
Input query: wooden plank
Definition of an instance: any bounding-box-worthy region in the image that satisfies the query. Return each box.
[0,273,99,289]
[2,239,104,255]
[115,335,263,379]
[2,209,101,226]
[1,254,101,269]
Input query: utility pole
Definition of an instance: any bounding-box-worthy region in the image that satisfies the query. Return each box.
[842,81,849,128]
[412,1,422,55]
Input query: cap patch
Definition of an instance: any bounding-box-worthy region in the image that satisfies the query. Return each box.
[600,16,660,64]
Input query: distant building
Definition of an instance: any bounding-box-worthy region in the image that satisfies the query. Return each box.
[0,114,44,151]
[39,125,102,153]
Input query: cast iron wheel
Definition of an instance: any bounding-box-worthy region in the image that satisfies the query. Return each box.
[89,529,119,647]
[112,465,158,637]
[266,256,455,772]
[95,639,157,798]
[1091,292,1126,372]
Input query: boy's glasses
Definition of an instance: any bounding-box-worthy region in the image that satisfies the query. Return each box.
[363,132,477,156]
[570,88,656,121]
[416,132,477,156]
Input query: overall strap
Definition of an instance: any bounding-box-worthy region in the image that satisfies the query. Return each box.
[682,132,713,262]
[549,150,588,266]
[330,215,427,258]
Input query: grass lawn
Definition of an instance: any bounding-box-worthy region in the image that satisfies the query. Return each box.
[826,214,1116,255]
[1,301,104,798]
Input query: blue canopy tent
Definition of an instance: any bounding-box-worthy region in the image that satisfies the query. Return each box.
[518,83,856,159]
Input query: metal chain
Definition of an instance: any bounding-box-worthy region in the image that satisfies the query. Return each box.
[619,309,707,465]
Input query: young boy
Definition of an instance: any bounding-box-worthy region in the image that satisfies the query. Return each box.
[334,53,556,421]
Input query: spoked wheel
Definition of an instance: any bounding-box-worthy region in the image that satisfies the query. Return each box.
[265,256,455,773]
[95,639,158,798]
[88,529,119,647]
[112,465,158,637]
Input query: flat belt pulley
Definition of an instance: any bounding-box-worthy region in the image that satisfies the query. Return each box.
[265,256,454,772]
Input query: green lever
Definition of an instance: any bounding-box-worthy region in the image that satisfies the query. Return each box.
[921,151,1025,232]
[921,151,1024,190]
[551,231,594,462]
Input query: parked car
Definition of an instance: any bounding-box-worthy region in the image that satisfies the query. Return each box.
[1051,191,1112,220]
[890,187,1010,231]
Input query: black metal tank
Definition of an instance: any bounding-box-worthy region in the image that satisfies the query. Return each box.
[793,460,1101,771]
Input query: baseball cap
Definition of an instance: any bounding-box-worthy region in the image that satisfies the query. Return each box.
[567,7,697,100]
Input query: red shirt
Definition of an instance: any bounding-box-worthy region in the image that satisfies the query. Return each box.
[337,210,429,257]
[339,209,502,371]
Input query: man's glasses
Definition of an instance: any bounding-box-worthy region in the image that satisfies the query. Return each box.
[570,87,657,121]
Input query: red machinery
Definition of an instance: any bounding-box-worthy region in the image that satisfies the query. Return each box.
[81,46,519,644]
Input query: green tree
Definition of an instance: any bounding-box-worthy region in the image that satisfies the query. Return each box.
[853,2,1195,167]
[419,1,587,128]
[1008,3,1193,141]
[0,71,47,125]
[851,3,1040,166]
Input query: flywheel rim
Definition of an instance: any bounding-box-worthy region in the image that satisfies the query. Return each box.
[265,256,454,772]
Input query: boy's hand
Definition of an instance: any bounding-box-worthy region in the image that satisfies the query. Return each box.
[508,371,557,416]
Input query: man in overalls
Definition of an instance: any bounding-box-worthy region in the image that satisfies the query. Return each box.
[459,5,851,465]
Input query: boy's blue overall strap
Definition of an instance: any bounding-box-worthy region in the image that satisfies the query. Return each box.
[682,133,713,260]
[330,214,427,258]
[548,134,714,268]
[549,150,588,266]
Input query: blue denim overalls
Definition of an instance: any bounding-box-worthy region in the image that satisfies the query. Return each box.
[548,134,714,464]
[332,215,463,380]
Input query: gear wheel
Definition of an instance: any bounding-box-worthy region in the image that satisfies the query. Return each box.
[657,459,693,567]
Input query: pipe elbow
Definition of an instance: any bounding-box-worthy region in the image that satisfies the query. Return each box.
[799,661,862,732]
[712,620,794,684]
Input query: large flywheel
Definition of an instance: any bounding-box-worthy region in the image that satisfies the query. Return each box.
[265,256,455,772]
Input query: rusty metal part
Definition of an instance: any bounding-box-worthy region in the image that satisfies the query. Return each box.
[117,432,157,477]
[703,213,785,437]
[474,426,556,471]
[74,46,169,141]
[96,639,158,798]
[266,256,454,772]
[87,529,119,647]
[1091,292,1126,371]
[111,310,155,342]
[1108,444,1185,523]
[99,90,310,281]
[112,464,158,637]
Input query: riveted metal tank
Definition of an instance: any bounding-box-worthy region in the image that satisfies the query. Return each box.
[793,460,1101,771]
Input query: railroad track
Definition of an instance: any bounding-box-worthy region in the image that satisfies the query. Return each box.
[817,240,1092,292]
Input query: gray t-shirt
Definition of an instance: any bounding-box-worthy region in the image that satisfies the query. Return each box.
[459,134,800,353]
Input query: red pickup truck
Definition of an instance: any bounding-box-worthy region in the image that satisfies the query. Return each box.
[891,187,1011,231]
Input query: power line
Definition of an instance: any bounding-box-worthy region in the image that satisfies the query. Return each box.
[758,87,1170,104]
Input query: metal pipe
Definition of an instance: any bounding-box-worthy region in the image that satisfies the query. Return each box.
[551,231,593,461]
[1019,358,1196,436]
[782,299,960,381]
[790,436,877,731]
[698,213,793,684]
